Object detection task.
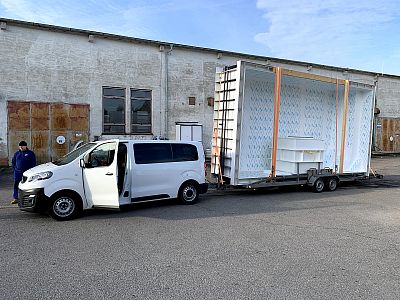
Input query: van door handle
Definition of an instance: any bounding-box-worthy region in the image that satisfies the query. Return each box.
[105,172,113,176]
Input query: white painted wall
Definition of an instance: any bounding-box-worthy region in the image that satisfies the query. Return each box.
[0,21,398,163]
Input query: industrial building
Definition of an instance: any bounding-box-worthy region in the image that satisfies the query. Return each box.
[0,18,399,165]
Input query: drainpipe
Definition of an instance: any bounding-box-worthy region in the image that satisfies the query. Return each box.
[159,47,163,137]
[164,44,173,139]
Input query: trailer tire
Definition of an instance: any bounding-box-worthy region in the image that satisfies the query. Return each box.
[313,178,325,193]
[326,177,338,192]
[178,181,199,205]
[48,192,82,221]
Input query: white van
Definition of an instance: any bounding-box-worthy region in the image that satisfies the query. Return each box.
[18,139,208,221]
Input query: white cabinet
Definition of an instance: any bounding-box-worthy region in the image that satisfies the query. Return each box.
[276,137,324,174]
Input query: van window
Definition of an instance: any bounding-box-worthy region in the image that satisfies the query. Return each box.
[171,144,198,161]
[133,143,199,164]
[134,143,172,164]
[88,142,116,167]
[53,143,96,166]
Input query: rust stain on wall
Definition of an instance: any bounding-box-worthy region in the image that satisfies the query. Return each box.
[8,102,30,129]
[31,103,50,130]
[70,104,89,131]
[32,131,50,163]
[51,103,71,130]
[7,101,90,164]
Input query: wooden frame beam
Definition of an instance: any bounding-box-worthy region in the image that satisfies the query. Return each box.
[339,80,350,173]
[271,67,282,178]
[281,69,346,85]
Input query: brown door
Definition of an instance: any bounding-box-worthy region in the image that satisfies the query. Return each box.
[376,117,400,152]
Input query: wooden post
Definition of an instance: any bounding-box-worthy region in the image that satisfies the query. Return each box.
[339,80,350,173]
[334,79,339,174]
[271,67,282,178]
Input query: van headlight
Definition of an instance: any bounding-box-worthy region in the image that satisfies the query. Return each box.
[28,171,53,182]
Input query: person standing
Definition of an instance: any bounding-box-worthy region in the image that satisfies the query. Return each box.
[11,141,36,204]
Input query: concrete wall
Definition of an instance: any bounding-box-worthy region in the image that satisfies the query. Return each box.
[1,20,399,164]
[0,23,240,163]
[376,77,400,118]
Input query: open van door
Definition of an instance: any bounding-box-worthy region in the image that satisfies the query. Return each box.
[82,140,120,209]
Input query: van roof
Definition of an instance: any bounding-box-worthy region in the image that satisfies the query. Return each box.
[96,139,202,145]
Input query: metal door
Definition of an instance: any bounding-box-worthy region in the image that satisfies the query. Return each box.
[8,101,90,164]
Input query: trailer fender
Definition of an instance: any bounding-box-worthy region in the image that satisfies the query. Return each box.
[307,175,340,187]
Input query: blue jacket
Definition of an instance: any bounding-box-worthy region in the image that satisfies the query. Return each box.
[12,149,37,174]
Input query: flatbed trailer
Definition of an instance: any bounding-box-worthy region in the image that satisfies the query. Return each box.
[211,61,379,192]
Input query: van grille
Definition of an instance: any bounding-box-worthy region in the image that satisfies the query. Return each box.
[20,193,35,208]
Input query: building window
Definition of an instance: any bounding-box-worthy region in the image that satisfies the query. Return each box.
[103,87,126,134]
[131,89,152,134]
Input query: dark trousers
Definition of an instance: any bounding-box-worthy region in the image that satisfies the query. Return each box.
[13,172,23,200]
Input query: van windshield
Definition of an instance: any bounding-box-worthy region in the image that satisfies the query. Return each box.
[52,143,96,166]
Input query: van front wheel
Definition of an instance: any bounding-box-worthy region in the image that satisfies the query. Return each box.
[178,182,199,205]
[48,193,81,221]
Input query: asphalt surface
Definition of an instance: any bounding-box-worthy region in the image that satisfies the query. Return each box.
[1,157,400,299]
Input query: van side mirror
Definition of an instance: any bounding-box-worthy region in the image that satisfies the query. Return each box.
[80,154,90,168]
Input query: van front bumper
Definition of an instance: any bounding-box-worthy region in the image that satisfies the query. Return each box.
[18,188,49,212]
[199,183,208,194]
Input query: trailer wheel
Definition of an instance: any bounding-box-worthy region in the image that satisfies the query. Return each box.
[313,178,325,193]
[48,192,82,221]
[178,181,199,205]
[327,177,338,192]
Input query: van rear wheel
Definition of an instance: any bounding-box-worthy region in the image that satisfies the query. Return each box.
[48,193,81,221]
[178,182,199,205]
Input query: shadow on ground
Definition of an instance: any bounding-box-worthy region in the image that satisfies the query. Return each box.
[1,166,399,223]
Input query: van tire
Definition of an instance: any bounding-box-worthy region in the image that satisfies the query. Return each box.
[48,192,82,221]
[178,181,199,205]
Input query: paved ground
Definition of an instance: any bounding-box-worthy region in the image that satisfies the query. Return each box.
[370,154,400,176]
[0,156,400,299]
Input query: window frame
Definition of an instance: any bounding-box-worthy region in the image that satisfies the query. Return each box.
[130,88,152,135]
[102,86,153,135]
[102,86,126,134]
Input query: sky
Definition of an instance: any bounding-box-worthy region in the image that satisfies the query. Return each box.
[1,0,400,75]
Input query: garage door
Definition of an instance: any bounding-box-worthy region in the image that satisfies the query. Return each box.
[8,101,90,164]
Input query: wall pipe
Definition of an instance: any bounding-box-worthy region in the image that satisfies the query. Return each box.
[164,44,173,138]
